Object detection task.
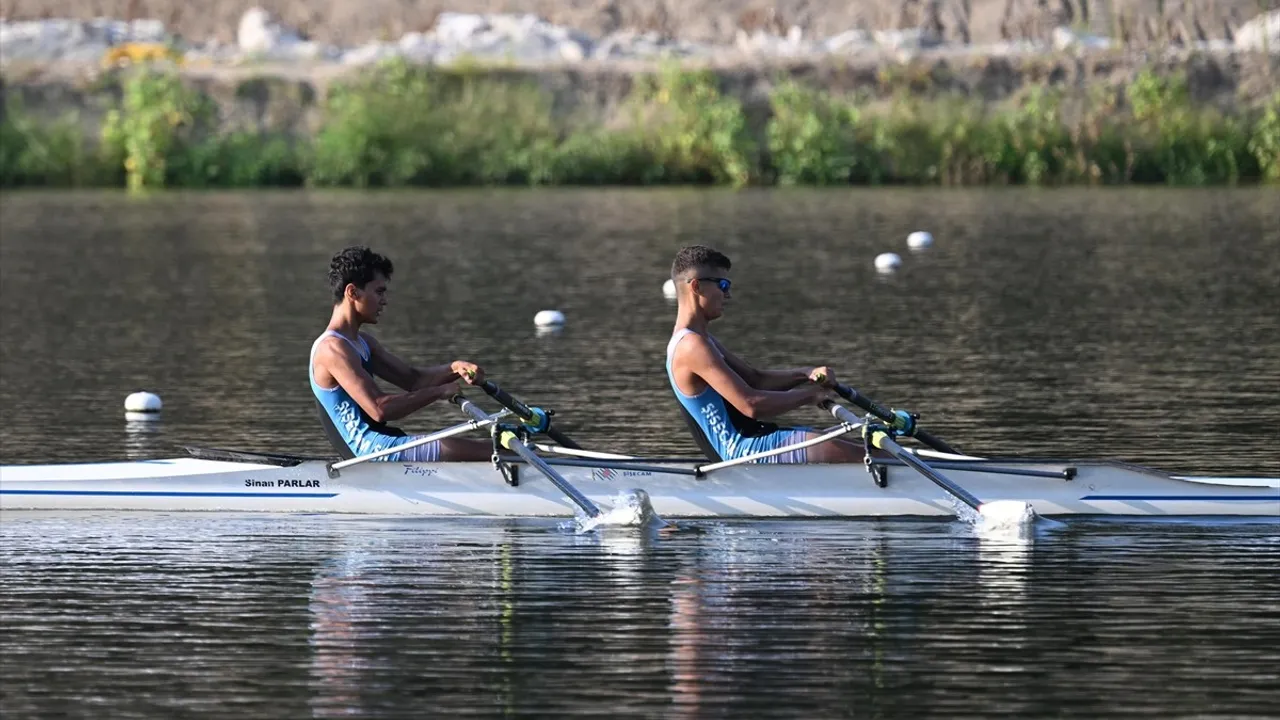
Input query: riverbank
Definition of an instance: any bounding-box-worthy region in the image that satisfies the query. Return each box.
[3,53,1277,189]
[5,13,1280,190]
[3,8,1278,188]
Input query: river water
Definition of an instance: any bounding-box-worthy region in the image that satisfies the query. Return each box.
[1,189,1278,718]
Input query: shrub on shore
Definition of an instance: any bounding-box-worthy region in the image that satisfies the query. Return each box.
[1,61,1277,190]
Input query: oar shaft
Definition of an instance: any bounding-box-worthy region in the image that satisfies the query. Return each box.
[834,383,961,456]
[823,400,982,511]
[876,434,983,511]
[480,381,582,450]
[454,395,600,518]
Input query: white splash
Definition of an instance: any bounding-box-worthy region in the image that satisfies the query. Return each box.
[569,489,667,534]
[949,497,1038,541]
[975,500,1038,541]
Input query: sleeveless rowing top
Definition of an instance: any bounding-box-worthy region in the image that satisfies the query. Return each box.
[309,330,408,460]
[666,328,779,462]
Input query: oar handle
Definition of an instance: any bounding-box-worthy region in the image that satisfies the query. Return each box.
[453,392,599,518]
[479,380,583,450]
[833,383,961,456]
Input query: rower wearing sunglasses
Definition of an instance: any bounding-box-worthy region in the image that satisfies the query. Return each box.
[665,245,866,464]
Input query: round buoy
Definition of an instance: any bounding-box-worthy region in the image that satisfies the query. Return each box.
[874,252,903,273]
[534,310,565,328]
[124,391,162,422]
[907,231,934,250]
[662,278,677,299]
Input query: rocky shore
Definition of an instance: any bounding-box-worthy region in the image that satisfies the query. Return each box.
[1,7,1277,189]
[3,1,1279,53]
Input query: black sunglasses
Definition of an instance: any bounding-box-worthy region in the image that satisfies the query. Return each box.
[690,277,732,293]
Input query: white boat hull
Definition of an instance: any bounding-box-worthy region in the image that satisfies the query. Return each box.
[1,451,1276,518]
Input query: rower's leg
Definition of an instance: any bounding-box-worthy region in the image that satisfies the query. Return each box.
[437,437,495,462]
[802,435,867,464]
[396,437,492,462]
[757,429,866,464]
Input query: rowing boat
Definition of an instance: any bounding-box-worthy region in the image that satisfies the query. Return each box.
[1,444,1275,518]
[2,382,1276,520]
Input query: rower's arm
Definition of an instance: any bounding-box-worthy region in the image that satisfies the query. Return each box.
[677,334,826,420]
[317,339,453,423]
[362,334,478,391]
[711,338,812,390]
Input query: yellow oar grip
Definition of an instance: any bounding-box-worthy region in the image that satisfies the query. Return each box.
[864,429,892,450]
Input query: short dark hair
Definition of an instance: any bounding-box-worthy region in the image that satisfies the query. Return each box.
[329,246,394,301]
[671,245,731,280]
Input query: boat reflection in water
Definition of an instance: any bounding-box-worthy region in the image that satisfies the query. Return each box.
[307,538,378,718]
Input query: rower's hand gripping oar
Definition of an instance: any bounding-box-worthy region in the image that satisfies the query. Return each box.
[821,399,1035,524]
[450,393,601,519]
[475,380,583,450]
[829,382,962,456]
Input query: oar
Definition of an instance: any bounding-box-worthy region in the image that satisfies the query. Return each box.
[831,382,962,456]
[822,400,1034,524]
[451,394,601,519]
[476,380,583,450]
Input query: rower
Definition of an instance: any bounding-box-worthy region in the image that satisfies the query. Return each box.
[310,246,492,462]
[665,245,866,464]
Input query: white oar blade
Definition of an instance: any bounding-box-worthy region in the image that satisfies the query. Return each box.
[977,500,1038,527]
[574,489,668,534]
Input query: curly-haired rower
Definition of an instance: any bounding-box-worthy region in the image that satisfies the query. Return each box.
[309,246,491,463]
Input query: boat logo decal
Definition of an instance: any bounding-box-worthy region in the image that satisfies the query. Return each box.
[403,465,439,477]
[245,478,323,488]
[591,468,653,482]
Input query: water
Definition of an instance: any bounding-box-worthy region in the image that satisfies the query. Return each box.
[2,514,1277,718]
[1,188,1278,717]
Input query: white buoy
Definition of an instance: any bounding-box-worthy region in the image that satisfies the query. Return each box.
[907,231,934,250]
[662,278,677,299]
[874,252,902,273]
[124,391,162,422]
[534,309,565,328]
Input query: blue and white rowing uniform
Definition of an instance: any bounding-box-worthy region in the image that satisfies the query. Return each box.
[309,330,441,462]
[665,328,809,463]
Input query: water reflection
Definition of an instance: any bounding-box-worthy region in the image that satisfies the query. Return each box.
[308,540,376,718]
[3,514,1279,717]
[123,418,165,460]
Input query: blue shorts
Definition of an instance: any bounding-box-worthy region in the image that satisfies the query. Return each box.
[737,428,811,464]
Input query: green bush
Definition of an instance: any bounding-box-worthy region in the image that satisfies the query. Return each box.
[0,100,99,187]
[766,81,864,185]
[1247,93,1280,182]
[310,59,561,187]
[1,63,1276,189]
